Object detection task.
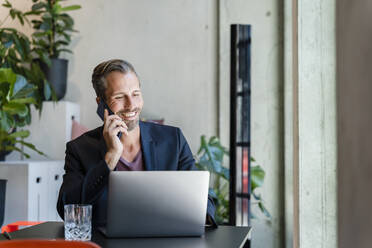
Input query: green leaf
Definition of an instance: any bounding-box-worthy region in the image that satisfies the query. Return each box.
[43,79,52,100]
[54,40,69,46]
[32,2,46,11]
[197,135,207,155]
[40,53,51,67]
[12,84,36,99]
[57,48,72,54]
[62,32,71,42]
[38,17,52,31]
[10,75,28,97]
[0,111,14,132]
[7,130,30,139]
[2,0,11,8]
[208,188,218,200]
[10,9,16,19]
[251,165,265,190]
[3,102,28,117]
[0,68,17,85]
[16,12,24,25]
[60,5,81,12]
[3,39,13,49]
[221,167,230,180]
[9,97,36,105]
[0,83,10,99]
[3,145,31,159]
[11,32,26,59]
[8,48,18,61]
[258,202,271,218]
[16,140,46,156]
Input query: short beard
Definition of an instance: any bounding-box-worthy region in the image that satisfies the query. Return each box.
[125,118,139,132]
[116,108,141,132]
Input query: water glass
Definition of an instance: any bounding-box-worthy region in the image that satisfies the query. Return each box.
[64,204,92,241]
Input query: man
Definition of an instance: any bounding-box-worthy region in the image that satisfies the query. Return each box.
[57,59,216,227]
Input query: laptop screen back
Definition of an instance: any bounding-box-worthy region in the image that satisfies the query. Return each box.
[105,171,210,237]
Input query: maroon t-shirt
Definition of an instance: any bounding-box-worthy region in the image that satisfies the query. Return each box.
[114,149,144,171]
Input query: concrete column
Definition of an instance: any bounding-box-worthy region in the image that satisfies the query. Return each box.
[284,0,337,247]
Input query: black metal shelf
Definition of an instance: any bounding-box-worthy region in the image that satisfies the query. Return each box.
[229,24,251,226]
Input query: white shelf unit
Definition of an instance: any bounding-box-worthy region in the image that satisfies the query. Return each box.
[0,161,64,226]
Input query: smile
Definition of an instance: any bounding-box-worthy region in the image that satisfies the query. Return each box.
[119,111,138,120]
[123,112,136,118]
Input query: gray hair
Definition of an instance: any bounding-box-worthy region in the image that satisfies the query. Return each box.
[91,59,138,100]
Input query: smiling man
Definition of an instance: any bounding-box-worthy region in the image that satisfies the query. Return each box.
[56,59,216,227]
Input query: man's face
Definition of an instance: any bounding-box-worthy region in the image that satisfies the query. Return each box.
[104,71,143,131]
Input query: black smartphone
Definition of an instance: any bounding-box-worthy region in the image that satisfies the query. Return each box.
[96,100,122,139]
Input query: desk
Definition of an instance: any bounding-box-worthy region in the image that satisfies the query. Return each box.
[0,222,251,248]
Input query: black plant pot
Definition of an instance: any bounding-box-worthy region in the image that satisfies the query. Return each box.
[0,150,11,161]
[40,58,68,100]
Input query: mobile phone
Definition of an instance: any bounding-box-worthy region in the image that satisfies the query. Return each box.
[96,100,122,139]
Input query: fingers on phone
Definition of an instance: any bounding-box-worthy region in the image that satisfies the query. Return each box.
[104,109,108,121]
[115,126,128,136]
[107,119,127,135]
[122,127,129,136]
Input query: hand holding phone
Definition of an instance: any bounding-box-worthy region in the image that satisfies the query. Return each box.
[96,100,123,139]
[97,101,128,171]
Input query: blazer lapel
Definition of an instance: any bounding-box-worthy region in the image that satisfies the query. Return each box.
[140,121,156,171]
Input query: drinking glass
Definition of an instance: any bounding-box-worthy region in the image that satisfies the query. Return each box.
[64,204,92,241]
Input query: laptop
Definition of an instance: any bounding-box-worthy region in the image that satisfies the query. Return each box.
[100,171,210,238]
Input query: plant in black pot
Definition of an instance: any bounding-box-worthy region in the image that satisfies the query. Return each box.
[2,0,81,101]
[0,17,48,109]
[0,68,44,161]
[29,0,81,100]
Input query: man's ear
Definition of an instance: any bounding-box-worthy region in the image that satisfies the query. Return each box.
[96,97,100,104]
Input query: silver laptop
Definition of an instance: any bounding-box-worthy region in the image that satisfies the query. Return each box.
[101,171,210,238]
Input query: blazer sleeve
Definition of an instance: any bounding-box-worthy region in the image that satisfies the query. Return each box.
[56,141,110,219]
[177,128,218,227]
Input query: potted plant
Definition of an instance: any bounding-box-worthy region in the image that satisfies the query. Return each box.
[0,6,47,159]
[2,0,81,100]
[0,68,44,160]
[195,135,270,224]
[1,2,53,107]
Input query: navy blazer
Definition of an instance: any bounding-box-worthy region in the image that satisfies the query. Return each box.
[57,121,216,227]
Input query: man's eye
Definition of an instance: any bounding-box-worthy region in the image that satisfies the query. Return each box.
[115,96,124,99]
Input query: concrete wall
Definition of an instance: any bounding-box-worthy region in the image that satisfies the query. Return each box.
[218,0,284,247]
[65,0,218,153]
[337,1,372,248]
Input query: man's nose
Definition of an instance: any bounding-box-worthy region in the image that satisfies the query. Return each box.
[125,96,133,109]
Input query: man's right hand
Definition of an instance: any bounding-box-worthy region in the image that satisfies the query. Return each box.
[103,109,128,170]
